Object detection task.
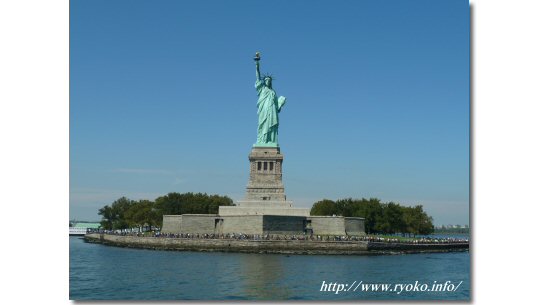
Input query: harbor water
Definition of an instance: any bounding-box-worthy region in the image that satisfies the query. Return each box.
[70,236,470,300]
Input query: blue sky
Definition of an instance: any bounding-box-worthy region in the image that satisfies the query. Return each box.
[70,0,469,225]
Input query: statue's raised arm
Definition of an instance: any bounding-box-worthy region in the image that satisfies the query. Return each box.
[254,52,261,81]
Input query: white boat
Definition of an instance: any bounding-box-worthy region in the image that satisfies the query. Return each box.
[69,227,88,236]
[70,222,101,236]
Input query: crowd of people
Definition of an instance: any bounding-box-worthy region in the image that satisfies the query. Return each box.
[90,229,468,244]
[356,235,469,243]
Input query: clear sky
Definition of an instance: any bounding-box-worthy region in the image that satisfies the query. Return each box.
[70,0,469,225]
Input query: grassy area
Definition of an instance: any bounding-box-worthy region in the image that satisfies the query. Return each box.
[434,228,469,234]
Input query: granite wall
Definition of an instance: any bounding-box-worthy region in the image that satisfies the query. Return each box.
[161,214,366,236]
[180,214,218,234]
[262,215,306,235]
[308,216,346,235]
[344,217,366,236]
[161,215,182,233]
[221,215,264,235]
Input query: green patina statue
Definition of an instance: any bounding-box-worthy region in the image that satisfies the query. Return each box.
[254,52,286,147]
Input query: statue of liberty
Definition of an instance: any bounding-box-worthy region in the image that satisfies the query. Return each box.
[254,52,286,147]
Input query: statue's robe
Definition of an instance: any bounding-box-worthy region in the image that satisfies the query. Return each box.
[255,79,286,144]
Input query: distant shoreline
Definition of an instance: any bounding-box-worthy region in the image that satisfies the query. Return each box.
[84,233,469,255]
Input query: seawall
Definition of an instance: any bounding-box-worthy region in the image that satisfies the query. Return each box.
[84,233,469,255]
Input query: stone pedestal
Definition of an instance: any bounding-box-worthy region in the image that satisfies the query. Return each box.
[245,146,286,201]
[218,146,310,217]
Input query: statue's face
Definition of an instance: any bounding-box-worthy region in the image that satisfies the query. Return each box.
[264,77,272,87]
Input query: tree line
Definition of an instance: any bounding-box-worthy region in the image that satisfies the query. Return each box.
[310,198,434,236]
[98,192,234,230]
[97,193,433,236]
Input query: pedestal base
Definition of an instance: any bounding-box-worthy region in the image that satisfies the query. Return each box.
[245,146,286,201]
[218,204,310,217]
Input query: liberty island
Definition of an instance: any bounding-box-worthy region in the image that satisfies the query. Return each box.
[85,54,468,255]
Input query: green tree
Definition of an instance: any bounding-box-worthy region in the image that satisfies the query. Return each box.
[350,198,383,234]
[310,199,337,216]
[98,193,235,230]
[153,192,234,227]
[124,200,159,230]
[97,197,135,230]
[98,205,115,230]
[414,205,434,235]
[374,202,403,234]
[309,197,433,235]
[403,205,434,236]
[334,198,354,217]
